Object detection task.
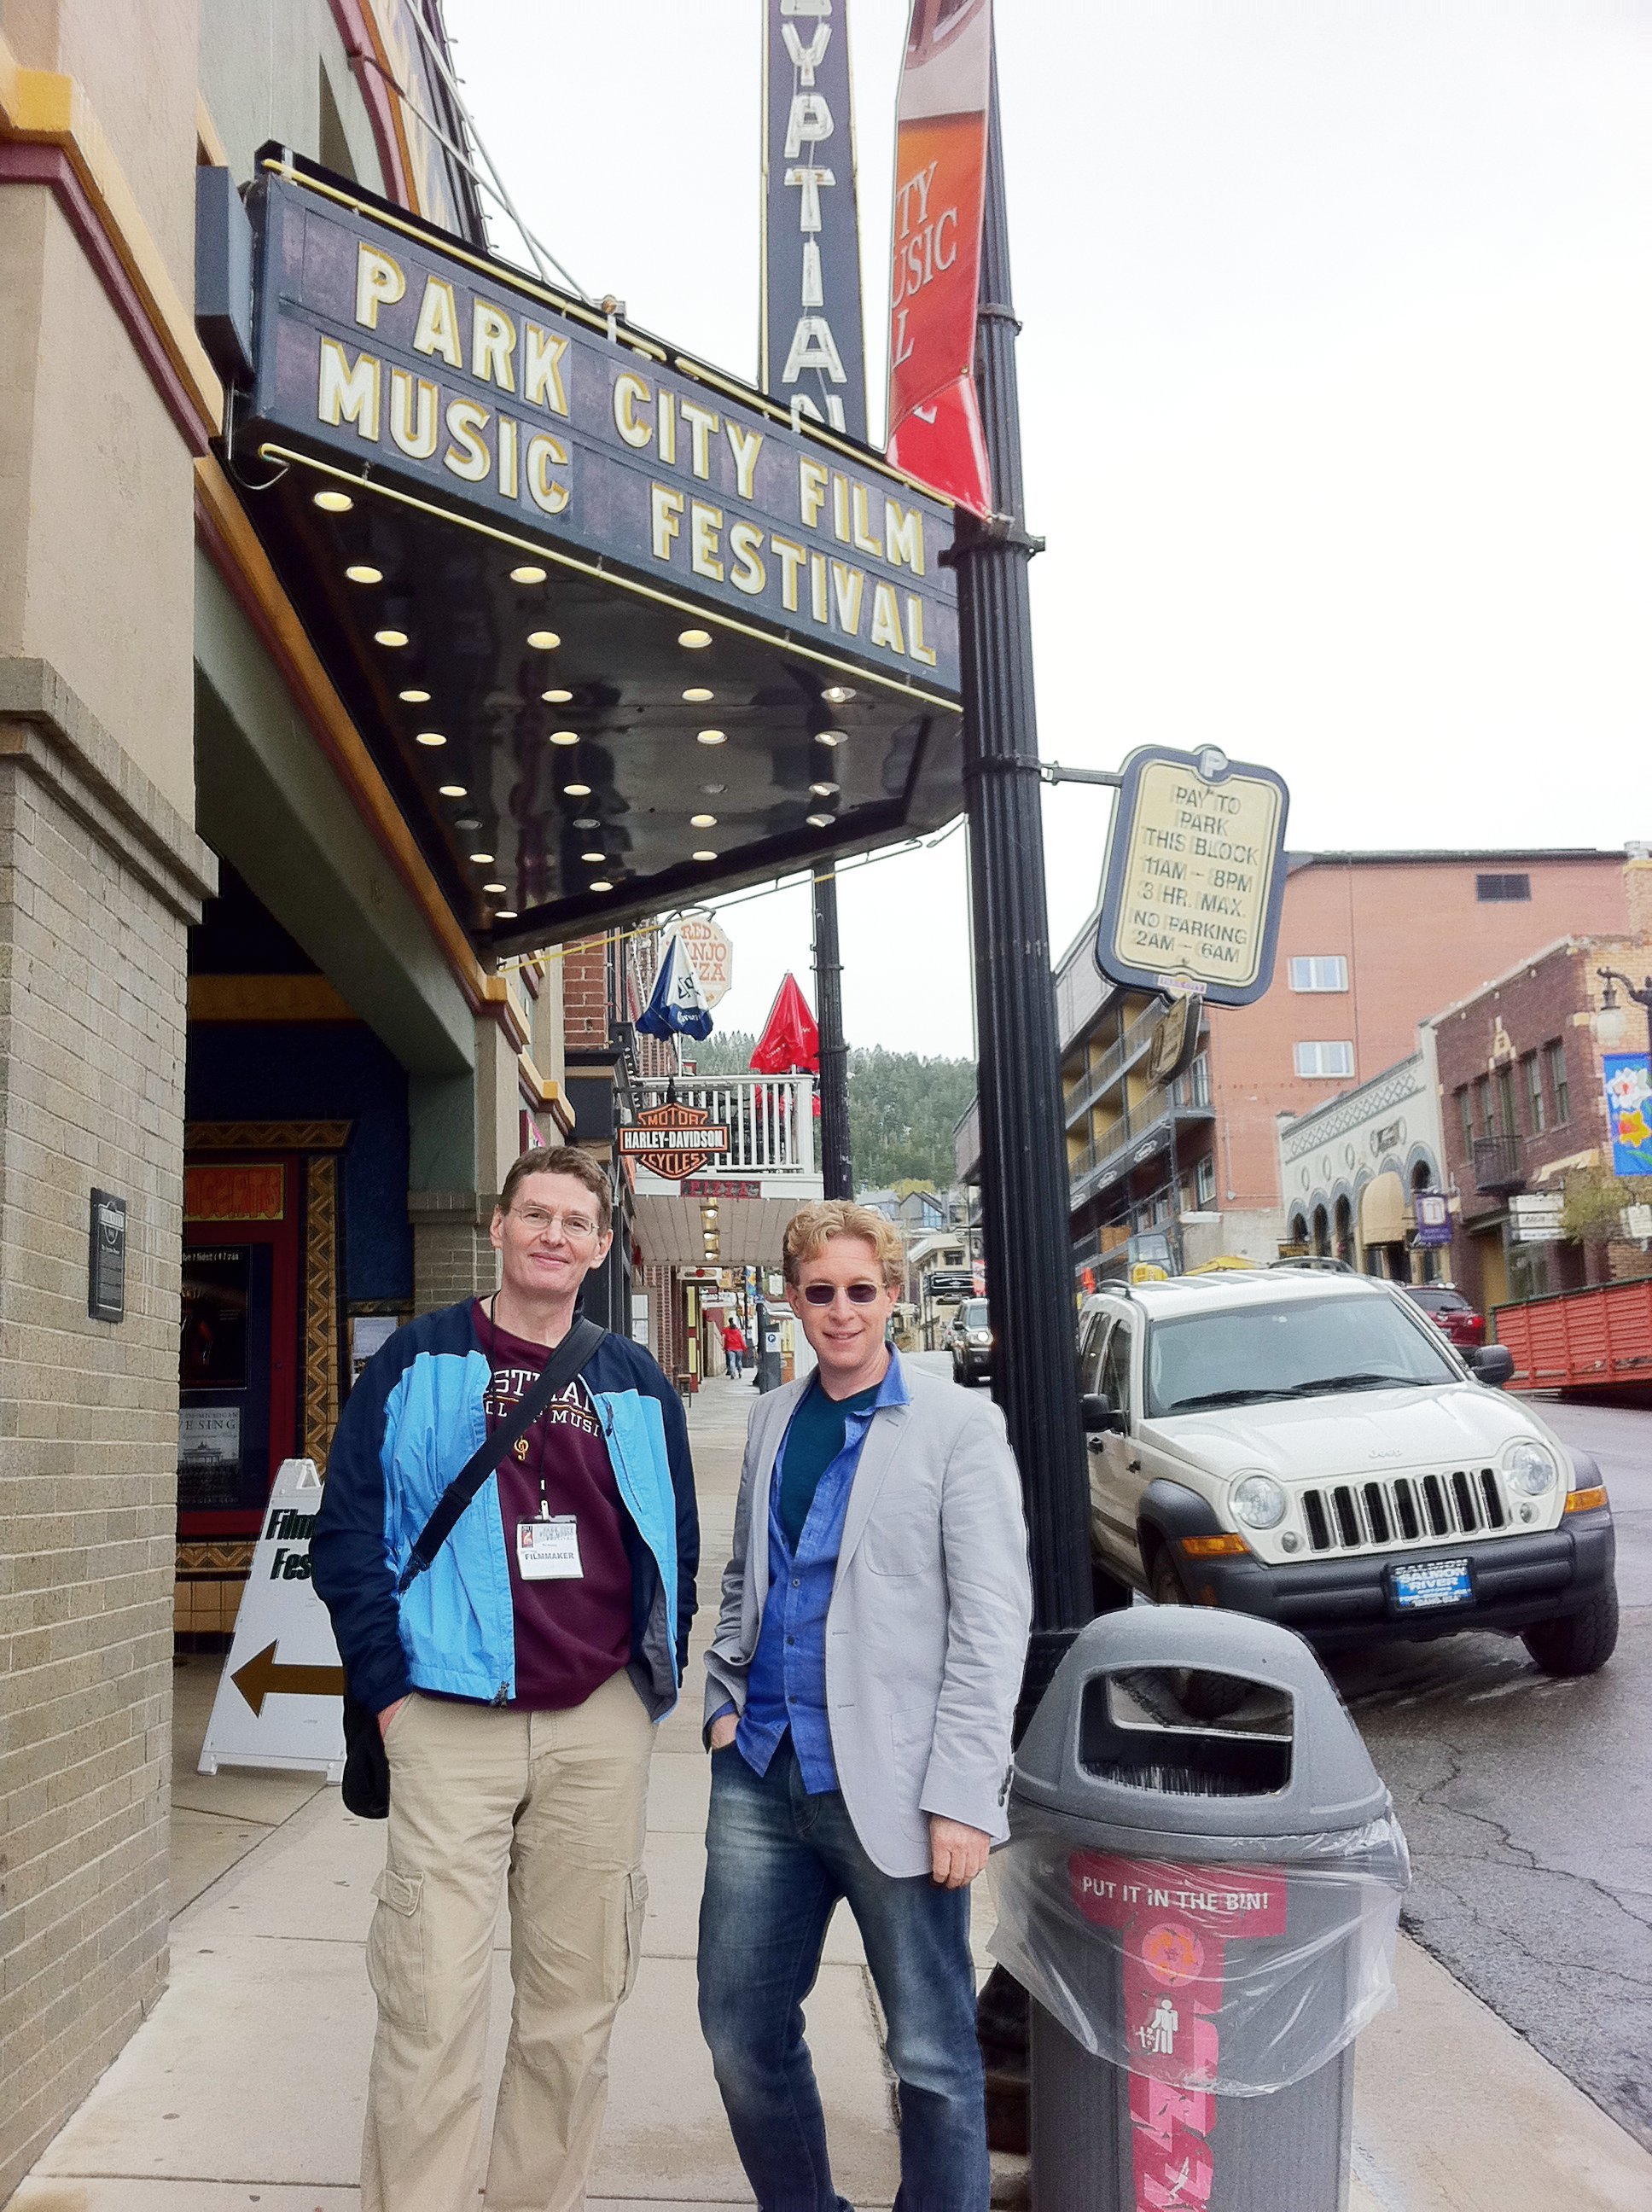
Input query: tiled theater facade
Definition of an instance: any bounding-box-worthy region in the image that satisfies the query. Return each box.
[0,5,569,2186]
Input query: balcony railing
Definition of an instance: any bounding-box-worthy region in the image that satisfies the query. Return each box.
[1063,1003,1166,1129]
[1068,1091,1215,1209]
[1472,1132,1524,1195]
[634,1074,817,1179]
[954,1095,981,1185]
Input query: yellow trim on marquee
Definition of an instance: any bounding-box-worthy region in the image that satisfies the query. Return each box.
[259,158,956,509]
[255,441,963,718]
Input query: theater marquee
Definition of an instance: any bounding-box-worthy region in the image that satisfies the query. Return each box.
[244,166,958,698]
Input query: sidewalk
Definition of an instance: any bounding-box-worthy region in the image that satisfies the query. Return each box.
[10,1375,1652,2210]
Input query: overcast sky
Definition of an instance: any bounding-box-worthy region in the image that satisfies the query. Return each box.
[445,0,1652,1057]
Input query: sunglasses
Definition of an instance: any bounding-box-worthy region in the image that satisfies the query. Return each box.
[799,1281,884,1307]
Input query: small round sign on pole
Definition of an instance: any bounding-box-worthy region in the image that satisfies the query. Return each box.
[675,915,734,1008]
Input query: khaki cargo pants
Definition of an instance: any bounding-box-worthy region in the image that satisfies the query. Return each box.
[362,1671,654,2212]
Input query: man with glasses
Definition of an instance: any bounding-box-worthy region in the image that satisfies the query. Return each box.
[313,1146,698,2212]
[698,1200,1031,2212]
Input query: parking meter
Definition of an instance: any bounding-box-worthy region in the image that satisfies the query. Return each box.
[753,1299,784,1393]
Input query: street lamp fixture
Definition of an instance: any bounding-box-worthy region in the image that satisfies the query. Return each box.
[1597,967,1652,1062]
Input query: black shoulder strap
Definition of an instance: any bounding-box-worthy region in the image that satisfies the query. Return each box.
[395,1314,606,1596]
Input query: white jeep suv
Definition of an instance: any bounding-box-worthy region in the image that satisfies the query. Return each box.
[1077,1270,1618,1676]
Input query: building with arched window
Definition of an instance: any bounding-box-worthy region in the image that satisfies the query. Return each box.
[1277,1045,1448,1283]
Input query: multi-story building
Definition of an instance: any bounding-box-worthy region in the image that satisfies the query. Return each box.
[1429,907,1652,1313]
[1276,1043,1448,1277]
[959,849,1634,1287]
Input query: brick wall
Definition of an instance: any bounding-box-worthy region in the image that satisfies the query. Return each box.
[0,670,214,2197]
[1431,937,1636,1313]
[409,1191,499,1313]
[561,939,611,1047]
[1210,854,1631,1207]
[640,1260,691,1380]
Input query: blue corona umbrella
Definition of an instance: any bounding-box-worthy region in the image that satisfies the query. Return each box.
[636,929,713,1041]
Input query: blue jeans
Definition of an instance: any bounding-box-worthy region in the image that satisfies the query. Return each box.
[696,1738,989,2212]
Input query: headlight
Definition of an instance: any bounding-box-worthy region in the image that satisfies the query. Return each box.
[1230,1474,1287,1530]
[1504,1439,1558,1496]
[971,1330,992,1346]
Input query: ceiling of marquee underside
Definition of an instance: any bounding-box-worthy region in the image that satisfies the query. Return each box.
[241,462,966,951]
[631,1191,809,1270]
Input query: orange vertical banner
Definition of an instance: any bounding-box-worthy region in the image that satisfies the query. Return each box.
[887,0,993,515]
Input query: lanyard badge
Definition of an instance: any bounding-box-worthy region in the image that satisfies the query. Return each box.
[517,1511,583,1580]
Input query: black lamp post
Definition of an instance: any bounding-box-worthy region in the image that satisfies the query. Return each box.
[953,58,1093,1687]
[953,55,1096,2152]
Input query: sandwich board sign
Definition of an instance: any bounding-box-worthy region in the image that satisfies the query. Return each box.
[199,1457,346,1780]
[1095,745,1289,1007]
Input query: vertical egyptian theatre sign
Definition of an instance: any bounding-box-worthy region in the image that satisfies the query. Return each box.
[1095,747,1290,1007]
[762,0,867,439]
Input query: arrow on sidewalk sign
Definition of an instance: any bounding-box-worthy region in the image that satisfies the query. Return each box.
[232,1639,345,1717]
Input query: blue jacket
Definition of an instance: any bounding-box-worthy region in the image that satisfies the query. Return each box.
[312,1301,698,1720]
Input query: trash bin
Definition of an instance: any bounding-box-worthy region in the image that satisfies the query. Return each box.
[990,1606,1408,2212]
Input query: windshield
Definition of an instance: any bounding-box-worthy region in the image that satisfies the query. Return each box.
[1146,1294,1459,1417]
[961,1301,990,1328]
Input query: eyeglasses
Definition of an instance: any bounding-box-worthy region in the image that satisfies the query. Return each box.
[512,1205,602,1241]
[800,1281,884,1307]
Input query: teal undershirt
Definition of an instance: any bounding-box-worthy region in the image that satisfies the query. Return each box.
[778,1377,881,1548]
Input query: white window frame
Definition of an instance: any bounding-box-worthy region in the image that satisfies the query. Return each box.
[1288,955,1349,992]
[1195,1155,1217,1206]
[1294,1041,1355,1079]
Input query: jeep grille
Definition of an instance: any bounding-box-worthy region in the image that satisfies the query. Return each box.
[1300,1467,1508,1554]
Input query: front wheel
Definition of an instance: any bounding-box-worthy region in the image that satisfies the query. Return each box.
[1149,1548,1250,1719]
[1521,1586,1619,1676]
[1091,1559,1131,1615]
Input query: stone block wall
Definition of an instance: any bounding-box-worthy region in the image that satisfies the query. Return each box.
[409,1190,499,1315]
[0,667,213,2198]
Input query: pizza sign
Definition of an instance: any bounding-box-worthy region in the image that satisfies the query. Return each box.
[618,1101,731,1182]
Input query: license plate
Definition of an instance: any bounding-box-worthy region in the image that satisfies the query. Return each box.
[1391,1556,1472,1612]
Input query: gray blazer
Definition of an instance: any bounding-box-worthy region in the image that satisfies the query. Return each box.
[703,1361,1033,1878]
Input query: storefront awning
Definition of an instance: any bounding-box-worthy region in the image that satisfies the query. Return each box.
[232,154,963,952]
[1359,1169,1409,1247]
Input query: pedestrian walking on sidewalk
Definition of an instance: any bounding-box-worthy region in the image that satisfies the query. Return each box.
[698,1199,1031,2212]
[723,1316,747,1379]
[312,1145,698,2212]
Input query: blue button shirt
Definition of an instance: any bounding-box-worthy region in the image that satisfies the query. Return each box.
[736,1351,910,1793]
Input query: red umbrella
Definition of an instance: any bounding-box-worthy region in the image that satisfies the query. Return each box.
[750,973,820,1075]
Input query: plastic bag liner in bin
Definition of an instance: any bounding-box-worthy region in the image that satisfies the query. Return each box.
[988,1608,1409,2097]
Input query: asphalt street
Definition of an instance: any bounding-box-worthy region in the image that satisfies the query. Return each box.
[925,1351,1652,2148]
[1327,1397,1652,2150]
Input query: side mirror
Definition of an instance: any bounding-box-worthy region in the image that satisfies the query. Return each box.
[1081,1391,1121,1434]
[1469,1343,1515,1388]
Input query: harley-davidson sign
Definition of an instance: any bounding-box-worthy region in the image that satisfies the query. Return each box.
[618,1102,731,1182]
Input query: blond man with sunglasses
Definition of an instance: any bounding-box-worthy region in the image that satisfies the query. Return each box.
[699,1200,1031,2212]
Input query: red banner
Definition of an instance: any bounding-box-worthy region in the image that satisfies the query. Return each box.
[1072,1853,1289,2211]
[887,0,993,515]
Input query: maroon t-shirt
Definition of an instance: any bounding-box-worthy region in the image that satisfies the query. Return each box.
[474,1301,633,1711]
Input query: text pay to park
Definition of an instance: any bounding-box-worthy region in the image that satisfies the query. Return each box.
[1094,745,1291,1009]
